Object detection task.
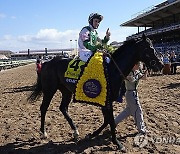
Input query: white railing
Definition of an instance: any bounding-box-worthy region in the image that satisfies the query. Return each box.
[0,59,35,71]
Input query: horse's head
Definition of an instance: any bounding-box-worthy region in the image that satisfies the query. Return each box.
[136,34,164,72]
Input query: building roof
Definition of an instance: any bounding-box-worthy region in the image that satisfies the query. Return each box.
[18,48,73,53]
[0,50,13,54]
[121,0,180,27]
[0,54,9,59]
[11,51,70,56]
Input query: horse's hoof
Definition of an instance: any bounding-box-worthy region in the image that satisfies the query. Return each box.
[73,133,79,142]
[40,131,47,139]
[119,146,126,153]
[85,133,92,139]
[73,137,79,143]
[118,143,126,153]
[73,133,79,140]
[113,139,126,152]
[73,130,79,140]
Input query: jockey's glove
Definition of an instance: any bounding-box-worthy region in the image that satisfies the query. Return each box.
[96,43,104,50]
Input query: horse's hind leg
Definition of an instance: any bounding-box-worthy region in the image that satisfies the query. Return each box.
[59,87,79,139]
[108,106,125,151]
[86,107,108,138]
[40,90,56,138]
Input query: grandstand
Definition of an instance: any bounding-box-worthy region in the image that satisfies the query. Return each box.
[120,0,180,54]
[11,48,73,60]
[0,50,13,58]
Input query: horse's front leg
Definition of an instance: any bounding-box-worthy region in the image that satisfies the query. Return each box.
[87,104,125,151]
[59,91,79,140]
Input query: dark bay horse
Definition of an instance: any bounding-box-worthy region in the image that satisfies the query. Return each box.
[28,35,163,150]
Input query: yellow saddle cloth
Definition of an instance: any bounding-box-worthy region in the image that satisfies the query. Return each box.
[64,59,85,83]
[74,52,109,107]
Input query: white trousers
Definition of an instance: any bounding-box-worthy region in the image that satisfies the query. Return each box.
[79,50,93,62]
[79,50,110,63]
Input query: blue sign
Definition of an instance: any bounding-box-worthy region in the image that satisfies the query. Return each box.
[83,79,102,98]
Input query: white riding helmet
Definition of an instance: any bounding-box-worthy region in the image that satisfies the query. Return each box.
[88,13,103,25]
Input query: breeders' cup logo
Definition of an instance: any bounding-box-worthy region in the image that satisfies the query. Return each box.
[134,134,148,148]
[83,79,101,98]
[66,78,77,84]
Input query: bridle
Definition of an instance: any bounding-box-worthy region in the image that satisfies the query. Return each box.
[101,37,157,82]
[140,47,158,70]
[104,45,152,81]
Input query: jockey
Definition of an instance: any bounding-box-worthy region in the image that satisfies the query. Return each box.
[78,13,111,62]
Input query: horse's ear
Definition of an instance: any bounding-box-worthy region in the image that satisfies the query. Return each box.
[142,33,146,40]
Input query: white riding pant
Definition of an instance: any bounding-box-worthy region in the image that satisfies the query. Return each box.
[79,50,110,63]
[79,50,93,62]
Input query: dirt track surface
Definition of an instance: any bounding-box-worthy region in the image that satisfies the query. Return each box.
[0,63,179,154]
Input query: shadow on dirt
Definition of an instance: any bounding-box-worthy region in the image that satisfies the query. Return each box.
[161,82,180,89]
[2,85,35,94]
[0,131,126,154]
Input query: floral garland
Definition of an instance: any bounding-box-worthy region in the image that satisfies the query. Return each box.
[74,52,109,107]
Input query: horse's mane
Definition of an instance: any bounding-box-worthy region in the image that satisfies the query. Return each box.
[112,39,137,58]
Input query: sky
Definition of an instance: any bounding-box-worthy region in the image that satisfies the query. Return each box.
[0,0,164,52]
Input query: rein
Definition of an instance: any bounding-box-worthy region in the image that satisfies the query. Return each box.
[106,52,128,81]
[101,40,151,82]
[105,52,149,81]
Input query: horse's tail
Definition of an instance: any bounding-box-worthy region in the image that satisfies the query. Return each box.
[27,74,42,102]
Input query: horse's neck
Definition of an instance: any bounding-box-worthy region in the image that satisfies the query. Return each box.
[108,47,137,99]
[112,48,138,78]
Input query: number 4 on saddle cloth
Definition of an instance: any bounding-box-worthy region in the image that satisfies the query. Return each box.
[64,59,86,84]
[65,52,110,107]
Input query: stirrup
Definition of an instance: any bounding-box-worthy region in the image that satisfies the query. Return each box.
[73,55,80,60]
